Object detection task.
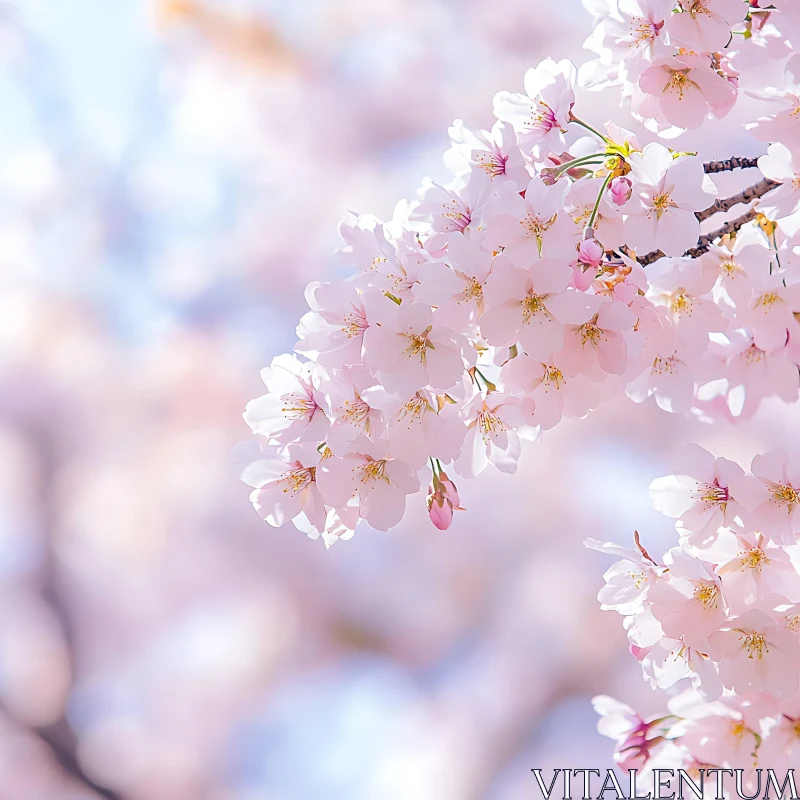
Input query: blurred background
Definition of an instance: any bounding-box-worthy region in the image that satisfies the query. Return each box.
[0,1,795,798]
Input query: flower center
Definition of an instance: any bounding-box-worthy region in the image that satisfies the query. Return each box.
[744,344,765,365]
[666,70,691,100]
[403,325,434,362]
[670,290,692,314]
[280,467,315,495]
[755,291,783,308]
[629,570,647,590]
[522,291,550,322]
[772,483,800,506]
[460,277,484,311]
[543,364,565,389]
[652,355,679,374]
[342,305,369,338]
[629,17,659,46]
[741,547,767,570]
[719,259,739,277]
[342,398,370,425]
[694,582,719,608]
[477,151,507,178]
[652,191,675,219]
[396,394,429,425]
[282,392,317,420]
[442,199,471,232]
[530,101,558,133]
[360,459,390,485]
[699,482,728,504]
[580,320,602,346]
[741,631,768,660]
[478,410,507,442]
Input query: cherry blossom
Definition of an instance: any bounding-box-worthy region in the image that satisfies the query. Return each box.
[638,55,737,130]
[649,443,760,545]
[316,441,420,531]
[625,143,716,255]
[241,443,327,533]
[243,354,330,445]
[667,0,747,54]
[493,58,577,148]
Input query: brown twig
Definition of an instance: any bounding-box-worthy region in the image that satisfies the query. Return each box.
[695,176,780,223]
[624,207,761,266]
[686,207,760,258]
[703,156,760,173]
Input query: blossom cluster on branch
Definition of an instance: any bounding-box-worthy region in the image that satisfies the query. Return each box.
[591,444,800,778]
[241,0,800,545]
[239,0,800,777]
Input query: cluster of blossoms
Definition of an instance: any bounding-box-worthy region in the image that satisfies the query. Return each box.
[242,0,800,546]
[239,0,800,777]
[591,444,800,779]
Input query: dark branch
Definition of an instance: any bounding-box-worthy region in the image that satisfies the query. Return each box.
[703,156,761,173]
[686,207,760,258]
[695,177,780,223]
[629,206,761,266]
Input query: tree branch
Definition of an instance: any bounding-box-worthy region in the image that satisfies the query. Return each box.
[686,207,760,258]
[695,177,780,223]
[703,156,761,173]
[629,206,761,266]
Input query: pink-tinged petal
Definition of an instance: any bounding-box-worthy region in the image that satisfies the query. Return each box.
[480,300,524,346]
[317,457,360,507]
[528,259,573,294]
[425,338,466,391]
[596,334,628,375]
[251,482,305,528]
[597,300,636,331]
[384,458,421,494]
[361,482,407,531]
[483,256,528,306]
[638,65,670,98]
[455,426,490,478]
[660,80,707,130]
[546,289,603,325]
[518,312,565,360]
[654,209,701,256]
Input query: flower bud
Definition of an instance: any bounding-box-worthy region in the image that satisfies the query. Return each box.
[578,237,604,268]
[609,176,633,206]
[427,470,463,530]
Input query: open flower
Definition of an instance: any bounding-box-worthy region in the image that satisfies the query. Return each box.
[454,392,532,478]
[649,443,762,546]
[639,54,737,130]
[362,298,471,396]
[243,354,330,445]
[317,440,420,532]
[484,176,580,264]
[493,58,577,148]
[667,0,747,53]
[710,608,800,699]
[624,143,717,256]
[241,443,328,535]
[480,256,598,360]
[444,119,529,188]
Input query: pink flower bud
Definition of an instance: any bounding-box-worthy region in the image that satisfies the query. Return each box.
[609,176,633,206]
[578,237,604,268]
[427,471,463,530]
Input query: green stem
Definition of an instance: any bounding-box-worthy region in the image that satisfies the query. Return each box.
[555,153,608,174]
[588,172,614,229]
[569,114,610,143]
